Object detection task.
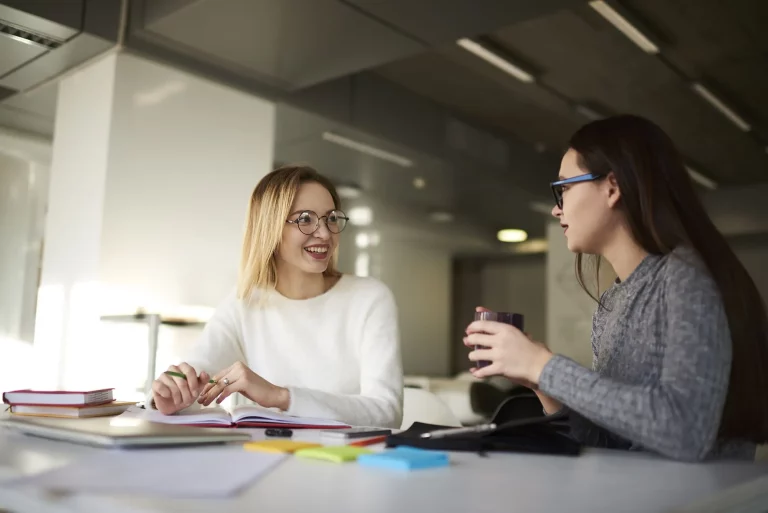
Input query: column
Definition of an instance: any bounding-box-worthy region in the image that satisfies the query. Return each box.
[34,51,275,391]
[546,221,598,367]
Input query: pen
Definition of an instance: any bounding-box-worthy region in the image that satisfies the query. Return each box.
[349,435,389,447]
[164,370,217,384]
[420,423,497,439]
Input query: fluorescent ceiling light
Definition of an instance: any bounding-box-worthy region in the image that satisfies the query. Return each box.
[686,166,718,190]
[589,0,660,54]
[691,83,751,132]
[429,211,454,223]
[322,132,413,168]
[529,201,553,215]
[497,229,528,243]
[413,177,427,189]
[575,104,605,121]
[336,184,361,199]
[457,38,535,84]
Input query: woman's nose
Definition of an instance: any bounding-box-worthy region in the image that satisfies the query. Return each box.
[551,204,562,218]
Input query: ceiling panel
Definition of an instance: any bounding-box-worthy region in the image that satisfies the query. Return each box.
[346,0,584,44]
[622,0,768,138]
[376,1,768,186]
[140,0,424,90]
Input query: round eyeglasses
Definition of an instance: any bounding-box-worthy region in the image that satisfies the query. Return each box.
[286,210,349,235]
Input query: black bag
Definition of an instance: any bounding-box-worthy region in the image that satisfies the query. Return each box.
[386,395,581,456]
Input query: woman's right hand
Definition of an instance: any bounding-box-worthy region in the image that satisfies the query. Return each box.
[473,306,563,414]
[151,363,211,415]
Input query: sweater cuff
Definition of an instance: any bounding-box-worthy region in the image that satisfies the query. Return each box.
[538,354,587,401]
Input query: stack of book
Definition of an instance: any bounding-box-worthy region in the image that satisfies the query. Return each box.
[2,388,135,418]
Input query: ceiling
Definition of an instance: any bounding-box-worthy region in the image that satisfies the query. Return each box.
[375,0,768,187]
[2,0,767,251]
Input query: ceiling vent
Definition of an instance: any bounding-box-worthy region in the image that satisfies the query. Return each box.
[0,18,63,50]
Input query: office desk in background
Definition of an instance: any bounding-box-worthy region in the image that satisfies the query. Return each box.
[0,418,767,513]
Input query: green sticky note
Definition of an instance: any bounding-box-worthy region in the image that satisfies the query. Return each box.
[294,446,373,463]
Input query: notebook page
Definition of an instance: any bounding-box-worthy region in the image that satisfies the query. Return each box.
[118,406,232,426]
[230,404,348,426]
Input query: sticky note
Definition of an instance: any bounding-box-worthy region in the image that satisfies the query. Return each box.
[294,446,373,463]
[244,440,321,454]
[357,447,450,471]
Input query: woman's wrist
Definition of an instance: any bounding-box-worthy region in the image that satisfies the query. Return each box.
[529,347,555,385]
[269,385,291,411]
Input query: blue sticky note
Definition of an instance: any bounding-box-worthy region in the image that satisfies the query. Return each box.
[357,447,450,471]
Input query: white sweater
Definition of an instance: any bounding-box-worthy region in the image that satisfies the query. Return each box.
[165,275,403,428]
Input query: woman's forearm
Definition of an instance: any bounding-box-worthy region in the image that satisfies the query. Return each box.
[535,390,563,414]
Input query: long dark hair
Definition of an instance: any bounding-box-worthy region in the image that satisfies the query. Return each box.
[569,114,768,443]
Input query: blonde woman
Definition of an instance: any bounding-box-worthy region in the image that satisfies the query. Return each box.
[150,165,403,428]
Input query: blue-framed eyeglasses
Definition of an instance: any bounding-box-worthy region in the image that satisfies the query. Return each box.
[550,173,604,209]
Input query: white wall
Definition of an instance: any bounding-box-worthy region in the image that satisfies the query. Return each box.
[34,51,276,393]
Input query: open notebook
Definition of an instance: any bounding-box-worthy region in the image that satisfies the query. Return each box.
[119,405,350,429]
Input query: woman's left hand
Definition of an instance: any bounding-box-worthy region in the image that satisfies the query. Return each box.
[464,320,554,386]
[198,361,290,409]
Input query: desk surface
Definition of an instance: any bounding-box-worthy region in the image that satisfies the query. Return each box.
[0,419,767,513]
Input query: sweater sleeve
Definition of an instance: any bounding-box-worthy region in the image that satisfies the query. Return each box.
[539,263,731,462]
[148,291,247,410]
[285,284,404,428]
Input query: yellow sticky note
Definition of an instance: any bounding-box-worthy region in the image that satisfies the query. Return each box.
[244,440,322,454]
[294,446,373,463]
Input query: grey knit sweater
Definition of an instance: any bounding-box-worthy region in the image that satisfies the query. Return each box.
[539,247,755,461]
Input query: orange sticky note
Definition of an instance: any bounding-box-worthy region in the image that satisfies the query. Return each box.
[244,440,322,454]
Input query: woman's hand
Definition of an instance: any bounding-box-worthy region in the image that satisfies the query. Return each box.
[198,361,290,409]
[464,317,554,387]
[151,363,210,415]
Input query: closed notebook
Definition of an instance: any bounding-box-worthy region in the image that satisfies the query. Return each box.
[10,401,135,418]
[3,388,114,406]
[244,440,321,454]
[358,447,450,471]
[294,446,373,463]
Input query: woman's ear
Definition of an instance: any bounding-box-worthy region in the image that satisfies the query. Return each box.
[606,172,621,208]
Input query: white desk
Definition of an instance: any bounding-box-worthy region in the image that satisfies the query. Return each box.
[0,421,767,513]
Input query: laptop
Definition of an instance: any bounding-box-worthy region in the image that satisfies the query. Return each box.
[0,415,251,448]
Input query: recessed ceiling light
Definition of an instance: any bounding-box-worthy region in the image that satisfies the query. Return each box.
[497,229,528,243]
[429,211,454,223]
[413,177,426,189]
[355,233,370,249]
[348,206,373,226]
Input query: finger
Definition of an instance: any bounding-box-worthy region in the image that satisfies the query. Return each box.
[157,373,182,405]
[468,348,494,362]
[471,362,502,379]
[467,320,520,336]
[167,365,193,405]
[215,387,235,405]
[178,362,200,396]
[475,306,492,313]
[152,380,171,399]
[200,375,231,406]
[464,333,495,347]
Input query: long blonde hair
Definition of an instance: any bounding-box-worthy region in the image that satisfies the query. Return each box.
[237,164,342,300]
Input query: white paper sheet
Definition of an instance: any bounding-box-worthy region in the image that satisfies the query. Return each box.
[11,447,286,498]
